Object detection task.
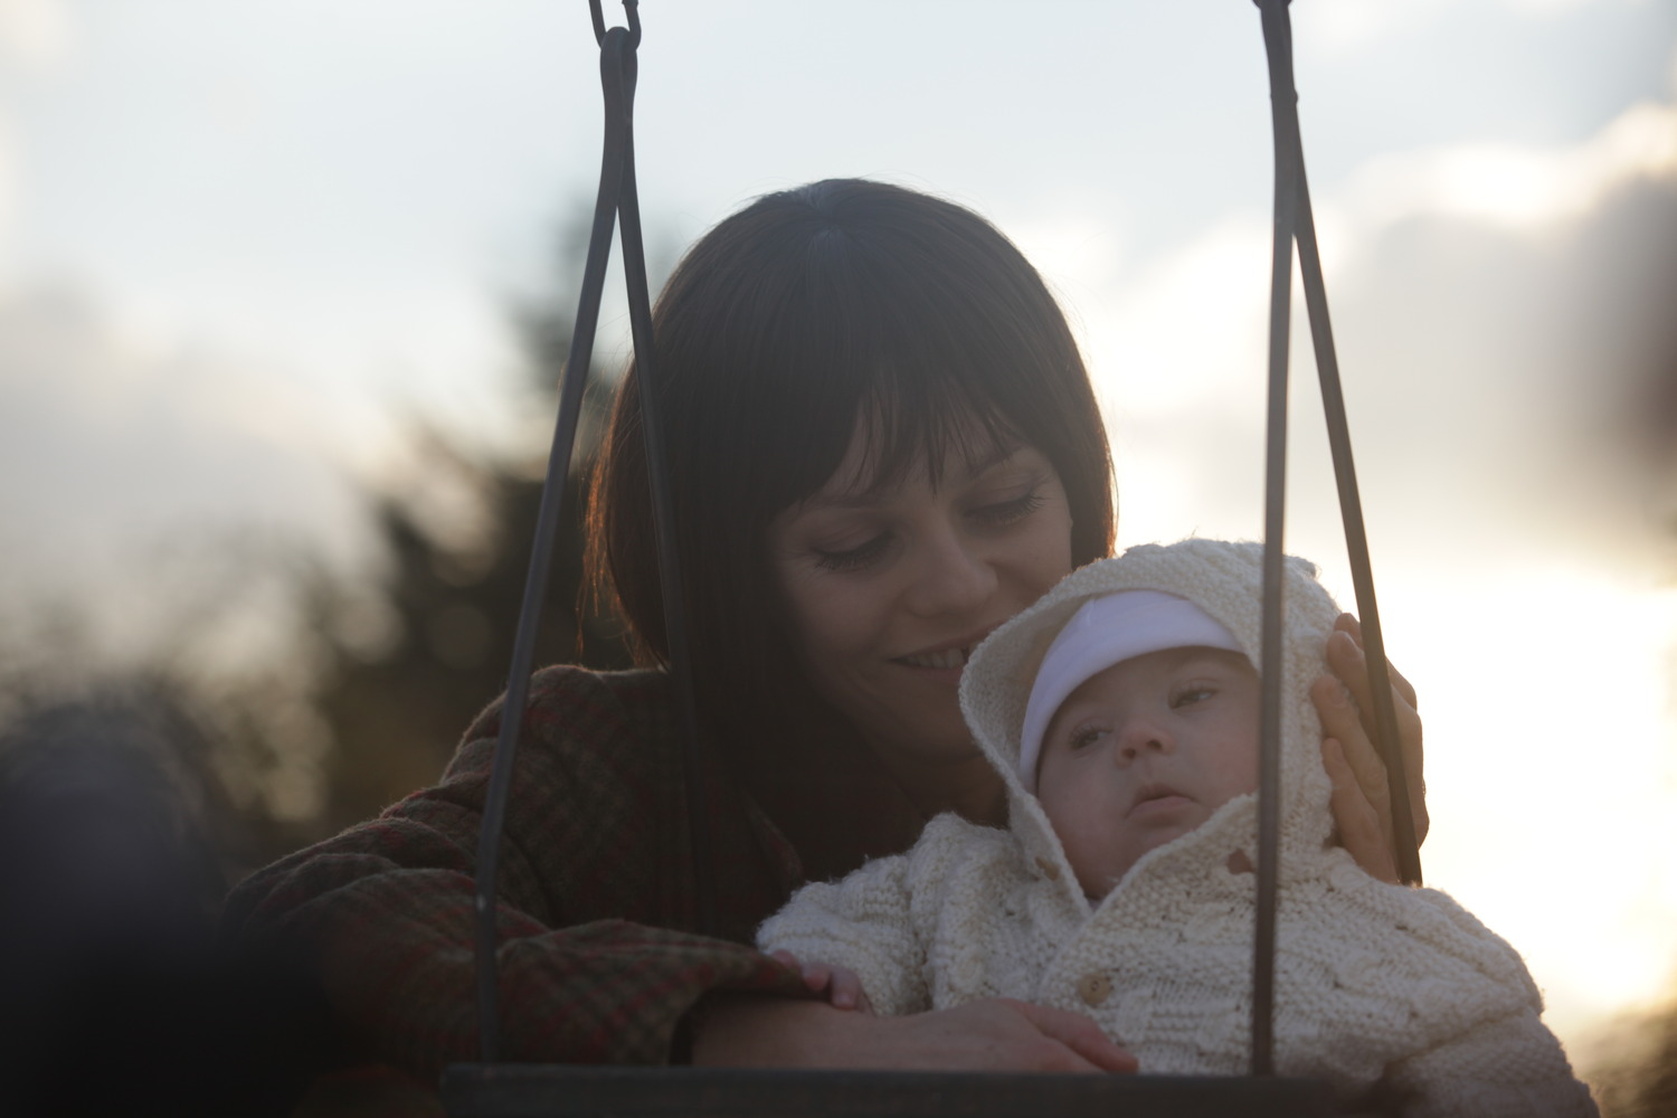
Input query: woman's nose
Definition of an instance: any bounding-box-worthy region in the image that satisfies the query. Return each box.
[902,523,997,618]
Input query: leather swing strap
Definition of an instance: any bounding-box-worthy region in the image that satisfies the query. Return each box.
[472,0,715,1064]
[1251,0,1423,1077]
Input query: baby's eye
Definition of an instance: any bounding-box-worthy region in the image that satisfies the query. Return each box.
[1066,725,1110,751]
[1171,685,1216,710]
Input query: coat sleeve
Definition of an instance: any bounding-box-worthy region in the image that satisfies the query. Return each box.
[1384,1006,1599,1118]
[220,668,807,1082]
[755,851,931,1018]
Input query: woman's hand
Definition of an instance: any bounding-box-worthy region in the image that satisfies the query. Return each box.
[1312,613,1427,885]
[691,995,1138,1073]
[768,950,873,1013]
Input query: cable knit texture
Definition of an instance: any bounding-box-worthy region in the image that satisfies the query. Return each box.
[758,539,1596,1116]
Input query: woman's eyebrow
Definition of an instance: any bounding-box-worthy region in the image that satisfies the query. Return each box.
[961,439,1026,477]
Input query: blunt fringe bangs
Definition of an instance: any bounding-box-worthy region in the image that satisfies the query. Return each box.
[586,179,1114,748]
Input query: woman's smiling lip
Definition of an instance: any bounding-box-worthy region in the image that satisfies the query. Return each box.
[891,629,998,671]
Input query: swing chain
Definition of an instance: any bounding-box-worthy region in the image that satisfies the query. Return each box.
[1250,0,1424,1076]
[591,0,641,49]
[474,0,684,1064]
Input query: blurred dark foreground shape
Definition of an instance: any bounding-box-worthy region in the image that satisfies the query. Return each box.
[0,695,342,1117]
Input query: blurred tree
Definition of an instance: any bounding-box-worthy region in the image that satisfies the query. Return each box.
[303,207,638,836]
[0,205,653,865]
[0,533,346,865]
[0,691,334,1117]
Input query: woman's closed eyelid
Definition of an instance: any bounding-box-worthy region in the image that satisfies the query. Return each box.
[791,505,891,556]
[812,531,894,572]
[968,487,1046,527]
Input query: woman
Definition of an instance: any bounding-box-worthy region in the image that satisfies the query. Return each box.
[224,179,1424,1081]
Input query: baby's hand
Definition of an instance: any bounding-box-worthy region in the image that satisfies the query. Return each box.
[767,950,875,1013]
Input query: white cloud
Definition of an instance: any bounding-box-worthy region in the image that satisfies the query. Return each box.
[0,114,14,262]
[1299,0,1642,57]
[0,0,70,266]
[1298,0,1454,56]
[0,0,69,69]
[1340,100,1677,231]
[0,285,376,670]
[1091,216,1273,546]
[0,282,394,820]
[1091,90,1677,567]
[1497,0,1632,14]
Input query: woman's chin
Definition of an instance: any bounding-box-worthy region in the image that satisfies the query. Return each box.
[862,715,986,772]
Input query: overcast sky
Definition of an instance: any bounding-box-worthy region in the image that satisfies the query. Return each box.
[1,0,1675,1070]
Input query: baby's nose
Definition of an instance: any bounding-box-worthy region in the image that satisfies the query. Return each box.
[1116,723,1173,763]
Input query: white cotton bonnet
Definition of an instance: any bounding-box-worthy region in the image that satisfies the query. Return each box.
[1015,591,1243,792]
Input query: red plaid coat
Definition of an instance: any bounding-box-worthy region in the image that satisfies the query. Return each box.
[221,666,928,1081]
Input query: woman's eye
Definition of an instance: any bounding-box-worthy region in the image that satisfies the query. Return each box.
[813,533,891,573]
[969,487,1046,528]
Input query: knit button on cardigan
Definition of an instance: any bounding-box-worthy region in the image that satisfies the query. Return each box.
[1077,971,1113,1007]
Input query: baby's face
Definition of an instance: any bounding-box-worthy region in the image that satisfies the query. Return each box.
[1036,646,1260,900]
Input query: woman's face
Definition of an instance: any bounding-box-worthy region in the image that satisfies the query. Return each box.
[768,425,1075,768]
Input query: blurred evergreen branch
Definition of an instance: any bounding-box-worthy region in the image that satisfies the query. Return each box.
[0,199,645,866]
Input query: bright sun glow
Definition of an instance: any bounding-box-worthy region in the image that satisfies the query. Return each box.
[1363,568,1677,1045]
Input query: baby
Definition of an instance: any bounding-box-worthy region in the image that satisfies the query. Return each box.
[757,539,1596,1116]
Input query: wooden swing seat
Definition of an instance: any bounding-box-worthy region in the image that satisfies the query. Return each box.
[443,1065,1348,1117]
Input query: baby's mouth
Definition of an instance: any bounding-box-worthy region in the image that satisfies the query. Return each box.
[1129,785,1191,815]
[895,645,974,670]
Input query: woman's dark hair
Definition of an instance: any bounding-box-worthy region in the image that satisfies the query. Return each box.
[585,178,1114,745]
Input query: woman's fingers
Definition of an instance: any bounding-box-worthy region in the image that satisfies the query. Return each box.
[1324,617,1429,846]
[767,952,871,1012]
[800,962,835,996]
[1320,737,1398,885]
[1312,669,1391,791]
[826,965,872,1013]
[767,949,832,995]
[1008,1001,1139,1073]
[1312,672,1392,829]
[1334,613,1417,707]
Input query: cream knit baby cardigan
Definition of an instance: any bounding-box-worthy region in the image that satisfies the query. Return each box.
[757,539,1595,1116]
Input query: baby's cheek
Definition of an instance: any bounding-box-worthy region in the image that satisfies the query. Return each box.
[1226,728,1262,797]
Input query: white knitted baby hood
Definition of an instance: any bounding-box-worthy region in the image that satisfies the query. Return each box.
[960,537,1339,880]
[957,539,1560,1095]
